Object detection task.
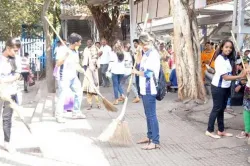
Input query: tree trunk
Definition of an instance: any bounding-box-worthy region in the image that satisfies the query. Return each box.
[171,0,206,101]
[42,0,56,93]
[87,5,121,45]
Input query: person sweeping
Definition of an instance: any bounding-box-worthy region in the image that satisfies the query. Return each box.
[236,57,250,139]
[0,38,22,153]
[132,33,161,150]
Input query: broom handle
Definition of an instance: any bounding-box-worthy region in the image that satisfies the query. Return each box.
[231,31,246,70]
[231,31,250,83]
[44,16,105,99]
[0,95,32,133]
[116,12,148,121]
[126,59,138,94]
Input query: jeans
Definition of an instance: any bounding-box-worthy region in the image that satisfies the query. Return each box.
[207,85,230,132]
[112,74,124,99]
[21,72,29,91]
[100,64,110,86]
[142,94,159,144]
[56,77,82,118]
[122,75,139,97]
[227,98,231,107]
[2,95,17,142]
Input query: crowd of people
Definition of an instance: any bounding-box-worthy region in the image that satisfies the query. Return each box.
[2,32,250,154]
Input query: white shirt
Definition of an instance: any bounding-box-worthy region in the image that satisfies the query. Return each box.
[212,55,232,88]
[99,45,111,64]
[139,49,160,95]
[56,46,79,81]
[0,55,20,95]
[21,57,29,72]
[124,51,133,76]
[108,51,125,75]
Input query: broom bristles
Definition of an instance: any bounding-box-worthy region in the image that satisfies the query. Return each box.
[98,119,118,142]
[102,98,118,112]
[109,121,132,145]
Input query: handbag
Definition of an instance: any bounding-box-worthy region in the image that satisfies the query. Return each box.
[28,72,35,86]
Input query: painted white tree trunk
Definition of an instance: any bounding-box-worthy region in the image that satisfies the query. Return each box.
[171,0,206,101]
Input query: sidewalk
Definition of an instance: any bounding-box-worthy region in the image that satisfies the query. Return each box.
[0,81,249,166]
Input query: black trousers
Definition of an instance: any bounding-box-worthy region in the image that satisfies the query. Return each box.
[135,75,141,97]
[1,95,17,142]
[207,85,230,132]
[21,72,29,91]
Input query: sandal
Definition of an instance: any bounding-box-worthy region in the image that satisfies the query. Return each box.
[217,131,233,137]
[136,137,150,144]
[141,143,160,150]
[236,131,248,139]
[118,96,125,102]
[87,105,92,110]
[113,100,119,105]
[205,131,221,139]
[97,105,101,109]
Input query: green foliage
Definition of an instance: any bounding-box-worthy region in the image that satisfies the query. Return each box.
[0,0,61,40]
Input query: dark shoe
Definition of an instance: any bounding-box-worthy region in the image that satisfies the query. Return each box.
[87,105,92,110]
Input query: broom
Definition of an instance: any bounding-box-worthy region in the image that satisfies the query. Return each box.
[98,13,149,145]
[0,84,43,154]
[231,30,250,83]
[44,17,117,112]
[98,59,136,145]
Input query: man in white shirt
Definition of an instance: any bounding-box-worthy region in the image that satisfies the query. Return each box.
[55,33,86,123]
[99,38,111,87]
[0,38,22,153]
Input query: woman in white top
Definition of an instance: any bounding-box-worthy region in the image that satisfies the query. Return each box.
[132,33,160,150]
[206,40,247,139]
[107,42,126,105]
[123,44,140,103]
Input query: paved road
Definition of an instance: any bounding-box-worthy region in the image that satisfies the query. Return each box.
[0,82,249,166]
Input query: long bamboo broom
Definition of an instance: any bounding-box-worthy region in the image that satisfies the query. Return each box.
[98,58,137,145]
[44,17,117,112]
[98,13,149,145]
[231,30,250,83]
[0,84,43,154]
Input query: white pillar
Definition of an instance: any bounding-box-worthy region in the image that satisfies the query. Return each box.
[129,0,137,51]
[236,0,245,49]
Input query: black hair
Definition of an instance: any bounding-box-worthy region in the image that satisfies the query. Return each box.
[24,52,29,57]
[215,44,218,50]
[68,33,82,44]
[214,40,236,73]
[3,38,21,51]
[133,39,139,44]
[57,38,66,44]
[205,41,211,45]
[95,42,100,45]
[211,42,214,46]
[117,52,124,62]
[245,50,250,54]
[3,38,20,72]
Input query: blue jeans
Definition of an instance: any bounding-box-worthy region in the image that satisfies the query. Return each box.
[142,94,160,144]
[56,77,82,118]
[112,74,124,99]
[227,98,231,107]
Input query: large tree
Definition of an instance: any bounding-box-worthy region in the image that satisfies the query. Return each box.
[76,0,122,44]
[171,0,206,101]
[42,0,56,93]
[0,0,43,39]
